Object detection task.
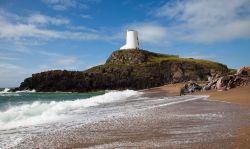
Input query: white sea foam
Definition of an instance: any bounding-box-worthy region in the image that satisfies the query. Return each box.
[0,88,10,93]
[0,88,36,94]
[0,88,20,96]
[16,89,36,93]
[0,90,139,130]
[0,93,20,97]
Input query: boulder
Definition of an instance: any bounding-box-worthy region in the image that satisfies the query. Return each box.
[216,76,229,90]
[236,66,250,76]
[180,82,202,95]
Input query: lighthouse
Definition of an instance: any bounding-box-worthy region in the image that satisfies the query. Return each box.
[120,30,140,50]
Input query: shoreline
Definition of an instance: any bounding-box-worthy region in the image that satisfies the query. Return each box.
[2,84,249,148]
[70,86,249,148]
[145,84,250,148]
[66,92,248,148]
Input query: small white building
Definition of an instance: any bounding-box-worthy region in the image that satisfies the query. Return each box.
[120,30,140,50]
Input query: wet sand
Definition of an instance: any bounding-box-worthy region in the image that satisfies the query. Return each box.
[14,88,249,148]
[11,85,250,148]
[148,84,250,149]
[70,95,249,148]
[192,86,250,149]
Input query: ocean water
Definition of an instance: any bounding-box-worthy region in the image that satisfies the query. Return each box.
[0,89,107,129]
[0,89,140,148]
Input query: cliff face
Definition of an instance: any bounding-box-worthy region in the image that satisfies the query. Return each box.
[18,49,229,92]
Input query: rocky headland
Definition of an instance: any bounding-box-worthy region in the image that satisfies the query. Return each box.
[16,49,229,92]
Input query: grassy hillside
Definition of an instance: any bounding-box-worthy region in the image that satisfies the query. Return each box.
[107,49,228,72]
[149,55,228,71]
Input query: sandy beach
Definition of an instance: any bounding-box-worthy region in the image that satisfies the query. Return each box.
[192,86,250,149]
[147,84,250,149]
[2,85,249,149]
[10,85,248,148]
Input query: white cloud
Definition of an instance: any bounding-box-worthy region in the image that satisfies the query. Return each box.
[0,41,35,54]
[42,0,76,10]
[42,0,88,11]
[0,51,80,87]
[0,19,60,39]
[0,57,18,60]
[0,63,29,87]
[38,51,61,57]
[184,54,221,60]
[54,56,77,66]
[80,14,92,19]
[0,13,100,41]
[38,50,78,69]
[67,25,97,32]
[153,0,250,43]
[28,14,69,25]
[127,23,168,44]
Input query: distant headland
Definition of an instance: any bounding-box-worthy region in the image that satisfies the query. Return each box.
[13,48,229,92]
[12,30,232,92]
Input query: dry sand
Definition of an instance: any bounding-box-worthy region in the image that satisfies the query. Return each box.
[143,83,185,97]
[193,86,250,111]
[148,84,250,110]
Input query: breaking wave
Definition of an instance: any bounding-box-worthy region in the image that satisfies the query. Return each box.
[16,89,36,93]
[0,88,10,93]
[0,88,35,96]
[0,90,139,130]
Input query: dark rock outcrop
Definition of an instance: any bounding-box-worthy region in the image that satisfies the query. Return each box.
[180,82,202,96]
[106,49,178,65]
[17,49,229,92]
[236,66,250,76]
[180,67,250,95]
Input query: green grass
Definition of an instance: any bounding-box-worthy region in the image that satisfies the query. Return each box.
[112,49,178,58]
[149,56,228,71]
[92,49,228,72]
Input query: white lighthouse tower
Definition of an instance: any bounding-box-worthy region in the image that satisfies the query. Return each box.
[120,30,140,50]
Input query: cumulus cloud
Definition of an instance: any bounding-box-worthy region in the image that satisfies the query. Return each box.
[152,0,250,43]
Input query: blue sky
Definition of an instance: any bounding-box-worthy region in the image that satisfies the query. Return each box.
[0,0,250,87]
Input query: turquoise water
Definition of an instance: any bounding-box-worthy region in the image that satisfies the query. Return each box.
[0,90,105,111]
[0,89,140,148]
[0,89,138,130]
